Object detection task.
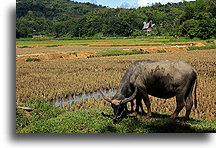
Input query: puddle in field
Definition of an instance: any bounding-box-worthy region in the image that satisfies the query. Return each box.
[54,88,117,108]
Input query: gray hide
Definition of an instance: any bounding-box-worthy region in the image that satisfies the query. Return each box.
[101,59,197,123]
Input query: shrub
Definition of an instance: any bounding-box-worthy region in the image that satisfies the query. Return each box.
[18,46,30,48]
[92,32,104,39]
[131,29,145,37]
[157,50,166,53]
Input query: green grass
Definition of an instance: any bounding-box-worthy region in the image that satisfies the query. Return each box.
[16,36,202,48]
[98,49,149,57]
[169,37,202,42]
[16,38,163,47]
[16,36,216,49]
[16,100,65,132]
[188,45,216,50]
[16,101,216,133]
[45,44,63,47]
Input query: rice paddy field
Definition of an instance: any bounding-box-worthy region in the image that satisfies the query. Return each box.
[16,37,216,133]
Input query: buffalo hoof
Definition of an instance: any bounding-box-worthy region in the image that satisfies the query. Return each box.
[170,114,177,120]
[170,117,176,121]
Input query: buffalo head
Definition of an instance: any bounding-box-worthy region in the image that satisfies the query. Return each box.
[100,87,137,123]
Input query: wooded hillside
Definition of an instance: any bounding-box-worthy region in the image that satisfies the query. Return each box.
[16,0,216,39]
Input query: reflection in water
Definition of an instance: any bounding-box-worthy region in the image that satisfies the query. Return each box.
[54,89,117,108]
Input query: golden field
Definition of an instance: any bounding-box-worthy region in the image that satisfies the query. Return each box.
[16,45,215,121]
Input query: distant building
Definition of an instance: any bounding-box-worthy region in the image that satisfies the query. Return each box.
[142,20,155,35]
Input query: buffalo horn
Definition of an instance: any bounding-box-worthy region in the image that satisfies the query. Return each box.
[121,87,137,104]
[99,90,111,103]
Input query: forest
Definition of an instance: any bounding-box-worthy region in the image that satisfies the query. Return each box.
[16,0,216,39]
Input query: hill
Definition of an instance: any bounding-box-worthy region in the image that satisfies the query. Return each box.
[16,0,216,39]
[16,0,106,19]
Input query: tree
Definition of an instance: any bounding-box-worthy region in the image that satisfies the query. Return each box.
[180,0,216,39]
[16,17,33,38]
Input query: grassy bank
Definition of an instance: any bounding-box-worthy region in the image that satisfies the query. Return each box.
[16,101,216,133]
[188,45,216,50]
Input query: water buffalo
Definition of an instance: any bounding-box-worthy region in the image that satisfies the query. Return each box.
[100,59,197,123]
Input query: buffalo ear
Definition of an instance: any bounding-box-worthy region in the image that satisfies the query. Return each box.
[121,87,137,104]
[99,90,111,103]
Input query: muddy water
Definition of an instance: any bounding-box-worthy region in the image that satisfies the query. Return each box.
[54,89,117,108]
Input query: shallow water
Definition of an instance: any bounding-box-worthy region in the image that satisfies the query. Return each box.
[54,88,117,108]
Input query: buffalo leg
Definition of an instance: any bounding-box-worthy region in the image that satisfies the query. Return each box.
[184,80,196,120]
[142,94,151,118]
[137,87,151,118]
[171,94,185,120]
[134,96,144,115]
[184,83,194,120]
[129,97,143,116]
[185,96,193,120]
[129,99,138,116]
[138,98,145,115]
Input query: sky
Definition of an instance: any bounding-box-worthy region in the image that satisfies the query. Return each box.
[73,0,195,8]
